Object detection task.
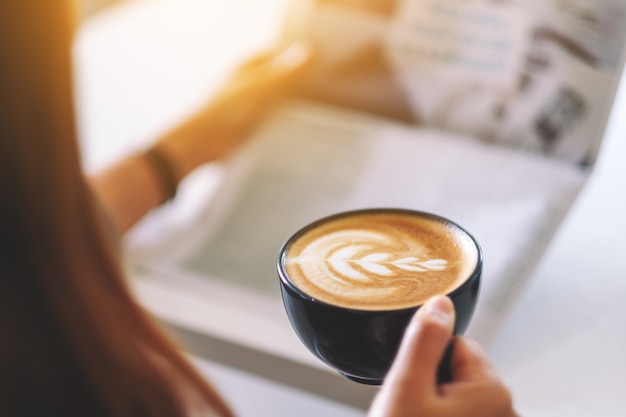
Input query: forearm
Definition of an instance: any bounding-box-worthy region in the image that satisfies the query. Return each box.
[88,41,313,235]
[89,153,165,235]
[88,114,223,235]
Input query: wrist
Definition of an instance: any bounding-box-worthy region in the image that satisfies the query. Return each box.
[155,111,221,181]
[141,144,180,203]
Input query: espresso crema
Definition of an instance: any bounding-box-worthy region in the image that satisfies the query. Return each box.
[282,210,479,310]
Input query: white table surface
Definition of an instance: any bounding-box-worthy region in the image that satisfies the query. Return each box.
[487,71,626,416]
[75,1,626,415]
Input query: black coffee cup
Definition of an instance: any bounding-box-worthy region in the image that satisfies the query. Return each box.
[277,208,482,385]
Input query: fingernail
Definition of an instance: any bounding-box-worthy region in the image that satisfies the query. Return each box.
[419,295,454,324]
[274,41,312,68]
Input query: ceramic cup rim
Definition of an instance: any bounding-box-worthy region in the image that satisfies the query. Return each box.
[277,208,483,314]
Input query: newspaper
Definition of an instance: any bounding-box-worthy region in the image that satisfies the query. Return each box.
[292,0,626,165]
[125,0,625,347]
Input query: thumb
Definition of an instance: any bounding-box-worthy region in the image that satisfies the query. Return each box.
[262,41,315,85]
[232,41,315,99]
[273,40,315,67]
[384,295,455,397]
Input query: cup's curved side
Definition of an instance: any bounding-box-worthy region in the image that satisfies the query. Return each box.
[279,264,480,385]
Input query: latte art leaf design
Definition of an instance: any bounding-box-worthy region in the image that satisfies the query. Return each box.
[389,257,447,272]
[328,250,448,280]
[284,212,475,310]
[290,229,449,284]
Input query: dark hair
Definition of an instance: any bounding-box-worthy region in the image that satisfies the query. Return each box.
[0,2,233,416]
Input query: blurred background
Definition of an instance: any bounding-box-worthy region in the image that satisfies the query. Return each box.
[73,1,626,416]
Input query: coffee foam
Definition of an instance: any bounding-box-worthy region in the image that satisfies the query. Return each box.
[283,211,478,310]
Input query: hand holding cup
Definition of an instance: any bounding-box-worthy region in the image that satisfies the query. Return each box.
[277,208,482,385]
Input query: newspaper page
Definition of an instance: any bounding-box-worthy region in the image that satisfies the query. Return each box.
[291,0,626,166]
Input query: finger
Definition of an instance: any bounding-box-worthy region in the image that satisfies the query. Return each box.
[384,295,456,397]
[264,41,315,85]
[237,48,280,69]
[226,41,314,105]
[436,338,456,384]
[241,40,314,71]
[449,337,499,383]
[239,41,314,93]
